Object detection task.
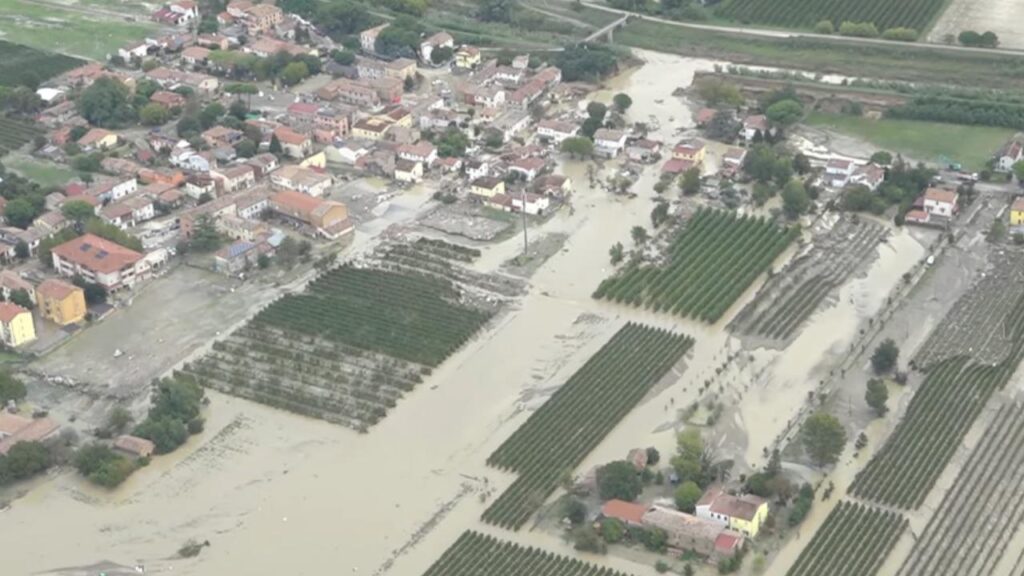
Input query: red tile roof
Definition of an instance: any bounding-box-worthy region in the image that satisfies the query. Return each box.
[601,499,647,525]
[36,278,80,301]
[51,233,143,275]
[0,302,30,323]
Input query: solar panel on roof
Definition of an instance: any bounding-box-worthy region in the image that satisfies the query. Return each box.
[96,250,108,259]
[80,243,92,251]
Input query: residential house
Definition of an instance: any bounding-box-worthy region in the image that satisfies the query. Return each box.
[356,56,387,80]
[38,101,77,127]
[850,163,885,191]
[673,139,706,164]
[466,159,489,181]
[0,302,36,347]
[695,107,716,126]
[269,190,353,239]
[368,77,403,104]
[286,102,321,132]
[211,164,256,192]
[203,125,244,148]
[85,177,138,203]
[36,278,87,326]
[627,139,661,163]
[114,434,156,458]
[508,80,544,109]
[923,187,959,218]
[437,156,462,173]
[318,79,381,108]
[397,141,437,166]
[492,110,530,142]
[273,126,312,159]
[997,139,1024,172]
[696,487,769,538]
[118,42,150,62]
[1011,197,1024,226]
[352,116,392,141]
[246,153,280,177]
[385,58,417,81]
[33,211,69,235]
[360,23,389,53]
[52,234,148,291]
[594,129,627,157]
[214,240,265,273]
[722,147,747,172]
[600,499,647,527]
[506,192,549,215]
[455,46,481,69]
[270,165,333,197]
[0,413,60,455]
[0,270,34,304]
[394,159,423,183]
[245,37,311,58]
[100,195,156,229]
[226,0,252,18]
[181,46,211,65]
[470,176,505,199]
[197,33,232,50]
[331,142,369,165]
[533,174,572,197]
[244,3,283,34]
[78,128,118,151]
[509,156,546,181]
[151,90,188,110]
[420,31,454,63]
[537,119,577,144]
[662,157,696,176]
[825,158,857,188]
[742,114,769,142]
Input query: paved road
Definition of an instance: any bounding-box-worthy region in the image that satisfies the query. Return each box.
[581,1,1024,58]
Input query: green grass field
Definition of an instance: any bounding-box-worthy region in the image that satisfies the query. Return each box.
[4,154,80,188]
[0,0,158,60]
[805,112,1013,170]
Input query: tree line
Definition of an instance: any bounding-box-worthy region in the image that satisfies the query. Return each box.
[887,95,1024,130]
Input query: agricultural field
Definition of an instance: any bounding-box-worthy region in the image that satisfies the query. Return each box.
[898,403,1024,576]
[0,40,83,87]
[914,251,1024,369]
[482,323,693,529]
[715,0,946,32]
[786,501,907,576]
[594,208,797,323]
[183,243,505,431]
[731,214,886,342]
[422,531,633,576]
[0,0,158,60]
[805,112,1014,171]
[0,117,41,157]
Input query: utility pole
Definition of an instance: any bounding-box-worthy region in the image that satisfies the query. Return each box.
[521,187,529,254]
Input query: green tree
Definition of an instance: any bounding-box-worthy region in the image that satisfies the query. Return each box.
[106,406,134,434]
[14,241,29,260]
[801,411,847,467]
[0,441,52,483]
[766,99,804,127]
[280,61,310,86]
[866,378,889,417]
[561,136,594,159]
[695,78,743,107]
[478,0,515,22]
[631,225,648,245]
[651,201,669,228]
[235,139,258,158]
[674,480,702,513]
[269,134,283,155]
[596,460,642,501]
[680,167,701,195]
[4,198,36,229]
[0,371,28,402]
[189,214,223,252]
[814,19,834,34]
[77,77,136,128]
[586,101,608,122]
[871,338,899,374]
[62,199,96,224]
[563,497,587,524]
[572,525,606,553]
[870,151,893,165]
[229,99,248,120]
[430,46,453,65]
[609,242,624,264]
[600,517,625,543]
[199,102,225,129]
[139,102,170,126]
[612,93,633,113]
[706,109,740,143]
[782,179,810,219]
[437,127,470,157]
[989,217,1008,243]
[9,289,33,310]
[72,276,108,305]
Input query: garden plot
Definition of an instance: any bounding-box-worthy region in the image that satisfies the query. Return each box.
[914,250,1024,370]
[898,402,1024,576]
[787,501,907,576]
[183,241,512,432]
[423,531,632,576]
[594,208,798,323]
[730,214,887,343]
[482,323,693,530]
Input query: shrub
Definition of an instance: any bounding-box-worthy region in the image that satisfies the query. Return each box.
[814,20,834,34]
[882,27,917,41]
[838,21,880,38]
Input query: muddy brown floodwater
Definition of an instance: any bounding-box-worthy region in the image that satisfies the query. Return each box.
[2,50,929,576]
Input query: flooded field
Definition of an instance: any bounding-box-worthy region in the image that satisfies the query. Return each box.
[2,49,950,576]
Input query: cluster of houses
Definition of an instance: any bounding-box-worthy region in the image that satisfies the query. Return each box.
[0,271,88,348]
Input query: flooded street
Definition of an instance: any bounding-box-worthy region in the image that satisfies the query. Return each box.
[3,49,936,576]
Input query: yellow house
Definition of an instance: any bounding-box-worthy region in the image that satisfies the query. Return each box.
[1011,197,1024,226]
[673,138,706,164]
[455,45,481,69]
[300,151,327,169]
[36,278,87,326]
[696,487,769,538]
[78,128,119,151]
[0,302,36,347]
[470,176,505,198]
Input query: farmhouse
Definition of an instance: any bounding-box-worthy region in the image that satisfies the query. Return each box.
[997,139,1023,172]
[923,187,959,218]
[600,499,647,527]
[0,413,60,455]
[696,487,769,537]
[641,506,744,559]
[742,114,769,141]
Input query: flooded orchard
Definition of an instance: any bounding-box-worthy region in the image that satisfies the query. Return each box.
[2,50,931,576]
